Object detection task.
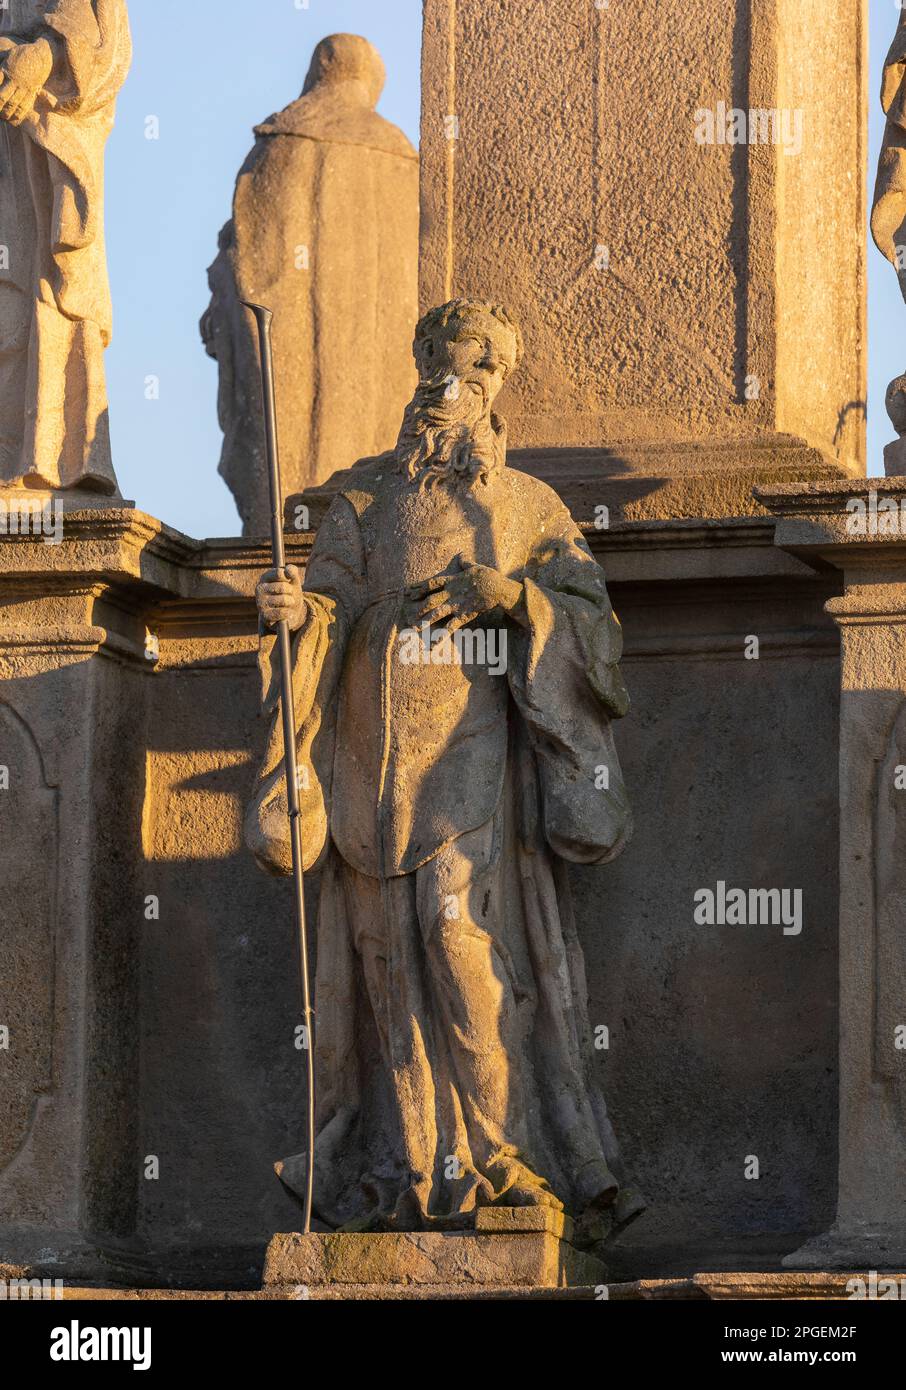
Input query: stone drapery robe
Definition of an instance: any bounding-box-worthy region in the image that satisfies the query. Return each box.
[0,0,130,490]
[873,11,906,293]
[246,455,636,1230]
[202,84,418,536]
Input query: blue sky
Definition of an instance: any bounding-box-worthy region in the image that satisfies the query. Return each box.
[106,1,893,539]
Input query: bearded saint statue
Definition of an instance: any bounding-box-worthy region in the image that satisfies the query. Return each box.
[246,299,643,1238]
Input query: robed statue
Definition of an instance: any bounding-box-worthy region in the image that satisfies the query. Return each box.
[247,300,642,1236]
[202,33,418,536]
[873,8,906,293]
[0,0,130,491]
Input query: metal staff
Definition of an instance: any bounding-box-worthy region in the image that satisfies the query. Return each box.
[243,301,315,1235]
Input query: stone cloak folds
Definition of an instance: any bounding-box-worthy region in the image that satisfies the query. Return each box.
[245,460,639,1229]
[202,36,419,536]
[873,11,906,287]
[0,0,131,491]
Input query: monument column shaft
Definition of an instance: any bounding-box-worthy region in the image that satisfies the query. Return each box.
[420,0,866,491]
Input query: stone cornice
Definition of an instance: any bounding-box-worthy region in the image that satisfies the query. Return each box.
[0,504,827,600]
[756,480,906,568]
[0,507,313,601]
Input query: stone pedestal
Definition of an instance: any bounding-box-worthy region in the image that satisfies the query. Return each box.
[0,495,845,1282]
[263,1214,606,1296]
[762,479,906,1269]
[420,0,866,516]
[0,500,148,1273]
[0,498,307,1285]
[0,495,846,1283]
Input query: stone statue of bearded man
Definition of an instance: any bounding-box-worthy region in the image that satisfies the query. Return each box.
[247,299,643,1238]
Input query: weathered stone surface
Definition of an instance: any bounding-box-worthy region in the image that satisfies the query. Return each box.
[474,1206,574,1241]
[250,300,640,1233]
[420,0,865,481]
[7,1268,889,1300]
[202,33,418,535]
[53,1288,271,1300]
[759,481,906,1270]
[0,487,843,1284]
[0,485,841,1284]
[0,665,140,1241]
[292,437,843,532]
[262,1231,606,1289]
[609,1272,906,1301]
[0,0,880,1296]
[0,1,131,492]
[0,704,56,1171]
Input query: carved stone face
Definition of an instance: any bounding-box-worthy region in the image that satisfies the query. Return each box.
[302,34,386,108]
[419,309,519,415]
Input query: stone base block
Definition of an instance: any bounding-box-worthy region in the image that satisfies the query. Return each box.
[262,1228,606,1292]
[473,1205,574,1241]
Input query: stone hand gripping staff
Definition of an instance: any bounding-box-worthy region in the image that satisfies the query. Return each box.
[243,302,315,1235]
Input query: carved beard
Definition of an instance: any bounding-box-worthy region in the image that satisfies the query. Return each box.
[394,370,506,488]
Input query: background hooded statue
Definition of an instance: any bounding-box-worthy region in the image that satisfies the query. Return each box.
[871,10,906,469]
[201,33,419,537]
[0,0,131,492]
